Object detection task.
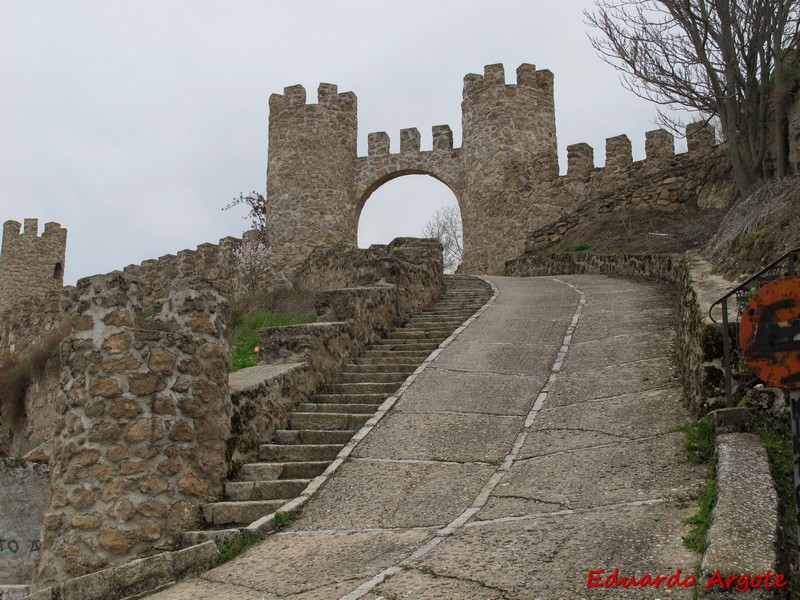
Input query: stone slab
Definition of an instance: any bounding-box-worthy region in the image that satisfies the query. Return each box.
[701,433,779,584]
[228,363,303,393]
[430,340,557,376]
[364,568,505,599]
[532,387,690,440]
[396,368,541,416]
[203,529,434,598]
[352,411,523,463]
[562,329,674,371]
[477,433,704,519]
[411,502,697,599]
[545,357,676,407]
[294,460,495,530]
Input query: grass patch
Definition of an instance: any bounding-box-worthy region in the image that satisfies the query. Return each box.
[229,288,316,372]
[684,479,716,553]
[218,533,260,563]
[677,420,716,464]
[568,240,594,252]
[275,511,291,531]
[677,420,717,557]
[739,224,768,248]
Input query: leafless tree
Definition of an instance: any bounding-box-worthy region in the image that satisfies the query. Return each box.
[422,204,464,274]
[585,0,800,195]
[223,191,269,246]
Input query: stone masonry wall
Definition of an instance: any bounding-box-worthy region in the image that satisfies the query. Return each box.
[293,237,443,320]
[34,274,231,588]
[0,220,67,315]
[0,289,75,458]
[263,62,733,277]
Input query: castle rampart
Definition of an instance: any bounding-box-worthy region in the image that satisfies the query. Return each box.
[263,62,729,276]
[0,219,67,315]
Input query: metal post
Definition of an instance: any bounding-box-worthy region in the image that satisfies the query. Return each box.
[721,297,733,407]
[791,390,800,570]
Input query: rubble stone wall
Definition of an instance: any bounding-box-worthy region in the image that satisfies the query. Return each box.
[34,274,231,588]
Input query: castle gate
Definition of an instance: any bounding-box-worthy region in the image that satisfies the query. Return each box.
[264,63,561,275]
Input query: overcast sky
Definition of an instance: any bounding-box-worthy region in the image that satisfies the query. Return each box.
[1,1,689,285]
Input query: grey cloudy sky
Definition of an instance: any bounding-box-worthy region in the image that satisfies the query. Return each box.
[1,1,687,285]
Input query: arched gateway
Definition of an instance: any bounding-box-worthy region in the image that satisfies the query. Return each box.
[265,63,559,275]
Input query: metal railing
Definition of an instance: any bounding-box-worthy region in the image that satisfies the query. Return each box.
[708,247,799,406]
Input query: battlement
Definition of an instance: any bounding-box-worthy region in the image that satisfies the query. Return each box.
[566,123,718,177]
[268,82,357,112]
[462,63,554,98]
[366,125,455,156]
[0,218,67,314]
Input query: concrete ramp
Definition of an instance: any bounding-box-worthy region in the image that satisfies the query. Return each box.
[146,275,704,599]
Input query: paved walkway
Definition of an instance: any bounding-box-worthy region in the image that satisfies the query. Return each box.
[147,275,705,599]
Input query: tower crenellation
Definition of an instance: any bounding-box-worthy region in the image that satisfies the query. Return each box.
[0,218,67,314]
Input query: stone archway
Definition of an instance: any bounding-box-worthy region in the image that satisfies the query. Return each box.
[356,173,464,271]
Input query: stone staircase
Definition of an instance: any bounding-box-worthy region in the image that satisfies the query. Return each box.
[183,275,492,544]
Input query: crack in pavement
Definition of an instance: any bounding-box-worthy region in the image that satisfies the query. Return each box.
[352,457,498,467]
[464,497,670,529]
[513,430,678,461]
[379,569,514,599]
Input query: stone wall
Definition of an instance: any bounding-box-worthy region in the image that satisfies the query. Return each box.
[0,459,49,585]
[505,251,734,417]
[34,274,231,588]
[263,62,733,276]
[120,230,278,308]
[0,220,67,316]
[0,289,75,458]
[229,238,444,469]
[293,237,443,319]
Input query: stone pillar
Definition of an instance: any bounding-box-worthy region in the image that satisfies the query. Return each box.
[460,63,559,274]
[265,82,358,273]
[34,273,230,587]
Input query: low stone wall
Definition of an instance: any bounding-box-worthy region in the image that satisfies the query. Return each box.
[0,460,49,585]
[225,284,431,471]
[505,250,734,417]
[293,237,444,321]
[34,274,231,588]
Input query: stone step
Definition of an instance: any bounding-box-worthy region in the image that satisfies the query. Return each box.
[202,499,287,526]
[289,411,370,431]
[387,329,453,340]
[238,462,283,481]
[374,340,441,351]
[259,443,343,462]
[181,528,241,548]
[322,381,400,395]
[275,429,355,445]
[332,371,408,384]
[341,363,418,374]
[357,350,432,361]
[297,402,381,414]
[311,392,388,405]
[226,478,310,501]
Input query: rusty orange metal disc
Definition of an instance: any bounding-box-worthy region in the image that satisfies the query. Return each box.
[739,276,800,390]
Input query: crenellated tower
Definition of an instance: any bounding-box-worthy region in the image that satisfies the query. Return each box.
[266,83,358,270]
[459,63,559,273]
[0,219,67,314]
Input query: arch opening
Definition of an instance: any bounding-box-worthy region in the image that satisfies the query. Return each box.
[53,262,63,280]
[357,174,464,273]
